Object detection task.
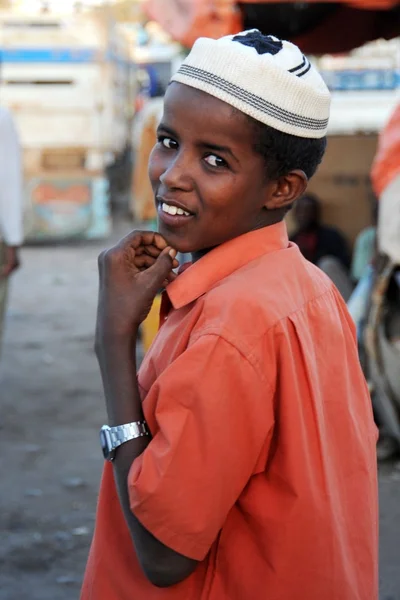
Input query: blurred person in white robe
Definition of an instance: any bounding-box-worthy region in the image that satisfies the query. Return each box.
[0,106,24,354]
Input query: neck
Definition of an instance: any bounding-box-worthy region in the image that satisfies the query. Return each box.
[191,247,213,263]
[191,212,284,263]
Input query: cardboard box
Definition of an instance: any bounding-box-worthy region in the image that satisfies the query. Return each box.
[287,134,378,247]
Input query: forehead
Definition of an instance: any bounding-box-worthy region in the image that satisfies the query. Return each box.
[162,83,254,144]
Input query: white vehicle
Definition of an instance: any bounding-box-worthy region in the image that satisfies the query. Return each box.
[0,10,135,240]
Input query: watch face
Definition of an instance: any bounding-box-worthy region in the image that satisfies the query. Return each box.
[100,425,116,461]
[100,427,110,459]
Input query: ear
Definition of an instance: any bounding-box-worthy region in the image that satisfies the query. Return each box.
[264,170,308,211]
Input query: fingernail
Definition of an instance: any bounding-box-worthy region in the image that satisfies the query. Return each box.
[168,249,177,259]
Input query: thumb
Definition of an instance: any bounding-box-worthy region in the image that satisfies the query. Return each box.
[143,247,177,291]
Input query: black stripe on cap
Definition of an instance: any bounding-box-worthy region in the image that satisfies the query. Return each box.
[176,64,328,131]
[289,55,312,78]
[289,56,307,73]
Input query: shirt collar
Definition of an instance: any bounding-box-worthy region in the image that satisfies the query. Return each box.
[167,221,289,310]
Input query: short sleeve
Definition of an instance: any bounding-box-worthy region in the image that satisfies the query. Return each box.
[128,333,274,560]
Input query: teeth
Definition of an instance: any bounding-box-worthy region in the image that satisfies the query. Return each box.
[161,202,191,217]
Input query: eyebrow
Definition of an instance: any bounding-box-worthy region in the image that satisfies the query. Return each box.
[157,123,178,138]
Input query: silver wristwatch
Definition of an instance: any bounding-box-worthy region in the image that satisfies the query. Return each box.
[100,421,149,462]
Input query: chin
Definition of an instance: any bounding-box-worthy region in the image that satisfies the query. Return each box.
[157,224,197,255]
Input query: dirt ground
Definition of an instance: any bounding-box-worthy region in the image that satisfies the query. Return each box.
[1,219,400,600]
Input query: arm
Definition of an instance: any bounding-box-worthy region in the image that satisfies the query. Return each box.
[0,109,23,278]
[127,330,274,562]
[95,231,197,587]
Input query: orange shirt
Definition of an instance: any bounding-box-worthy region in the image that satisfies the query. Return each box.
[82,222,378,600]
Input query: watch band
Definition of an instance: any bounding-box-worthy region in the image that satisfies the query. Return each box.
[108,421,149,449]
[100,421,149,461]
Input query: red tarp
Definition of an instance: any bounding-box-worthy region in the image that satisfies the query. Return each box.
[144,0,399,53]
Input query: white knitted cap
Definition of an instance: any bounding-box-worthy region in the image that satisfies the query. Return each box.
[171,30,330,139]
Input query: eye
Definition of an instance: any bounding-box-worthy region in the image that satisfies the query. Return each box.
[204,154,227,168]
[158,136,178,150]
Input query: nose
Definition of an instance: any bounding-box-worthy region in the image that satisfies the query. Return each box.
[159,150,193,192]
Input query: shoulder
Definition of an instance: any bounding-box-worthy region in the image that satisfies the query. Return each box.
[191,246,333,347]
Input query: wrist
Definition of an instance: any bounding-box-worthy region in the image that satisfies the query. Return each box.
[95,328,138,359]
[97,325,139,345]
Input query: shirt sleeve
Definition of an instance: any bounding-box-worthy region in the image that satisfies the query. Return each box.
[128,332,274,561]
[0,109,24,246]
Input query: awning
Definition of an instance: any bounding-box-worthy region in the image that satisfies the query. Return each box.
[144,0,400,54]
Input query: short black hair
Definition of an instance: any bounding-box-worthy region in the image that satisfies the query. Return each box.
[247,116,327,181]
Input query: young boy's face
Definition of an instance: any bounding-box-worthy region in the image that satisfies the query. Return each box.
[148,83,275,255]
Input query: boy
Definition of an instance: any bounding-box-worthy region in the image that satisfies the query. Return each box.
[82,31,378,600]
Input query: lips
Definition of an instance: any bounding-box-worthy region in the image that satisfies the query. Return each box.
[156,195,194,215]
[157,198,194,229]
[156,196,195,228]
[161,202,191,217]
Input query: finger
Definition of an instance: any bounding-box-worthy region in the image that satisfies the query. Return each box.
[141,247,177,293]
[133,254,156,269]
[135,231,169,250]
[135,252,178,272]
[141,244,179,267]
[115,231,170,263]
[161,272,177,287]
[116,230,157,251]
[166,271,178,283]
[143,244,163,258]
[152,233,169,251]
[133,231,168,250]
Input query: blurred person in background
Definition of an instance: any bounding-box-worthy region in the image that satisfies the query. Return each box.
[351,199,377,284]
[0,105,23,355]
[291,193,353,300]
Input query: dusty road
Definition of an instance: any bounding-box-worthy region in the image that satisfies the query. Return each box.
[0,222,399,600]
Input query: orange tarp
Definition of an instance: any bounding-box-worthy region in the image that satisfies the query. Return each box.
[238,0,397,5]
[144,0,399,51]
[145,0,242,48]
[371,105,400,198]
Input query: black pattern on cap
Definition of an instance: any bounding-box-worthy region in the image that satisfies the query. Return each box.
[232,31,283,56]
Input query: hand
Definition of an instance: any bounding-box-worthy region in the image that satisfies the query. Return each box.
[96,231,178,342]
[0,245,20,279]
